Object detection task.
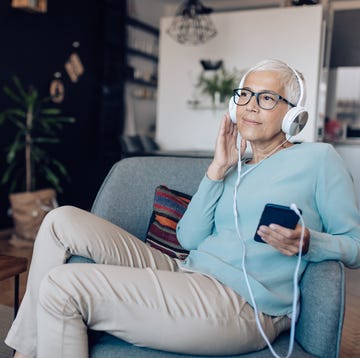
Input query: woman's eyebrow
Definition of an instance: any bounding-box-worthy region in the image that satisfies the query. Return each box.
[242,86,277,93]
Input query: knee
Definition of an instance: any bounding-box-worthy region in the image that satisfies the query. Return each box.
[42,205,81,227]
[36,206,83,245]
[38,265,79,316]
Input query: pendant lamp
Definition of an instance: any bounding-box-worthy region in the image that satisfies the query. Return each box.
[167,0,217,45]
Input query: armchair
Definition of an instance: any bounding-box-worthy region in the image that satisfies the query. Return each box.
[68,156,345,358]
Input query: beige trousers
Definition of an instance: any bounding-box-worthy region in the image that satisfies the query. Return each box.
[5,206,290,358]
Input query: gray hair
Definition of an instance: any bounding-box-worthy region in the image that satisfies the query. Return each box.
[243,59,305,106]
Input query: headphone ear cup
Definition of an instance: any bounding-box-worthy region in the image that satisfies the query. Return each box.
[282,107,309,136]
[228,70,247,124]
[228,97,237,123]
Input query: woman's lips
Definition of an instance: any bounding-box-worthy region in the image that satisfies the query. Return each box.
[242,118,261,126]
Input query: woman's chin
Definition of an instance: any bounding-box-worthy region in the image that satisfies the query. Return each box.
[239,132,258,142]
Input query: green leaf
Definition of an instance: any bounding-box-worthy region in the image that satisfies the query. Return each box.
[37,121,57,135]
[40,95,52,104]
[33,137,60,144]
[1,162,16,185]
[9,178,19,193]
[31,151,46,165]
[56,116,76,123]
[44,167,61,192]
[12,76,28,100]
[41,108,61,115]
[26,88,38,109]
[4,108,26,118]
[53,159,69,178]
[39,117,60,123]
[37,119,63,131]
[6,136,23,164]
[8,115,27,130]
[3,86,24,105]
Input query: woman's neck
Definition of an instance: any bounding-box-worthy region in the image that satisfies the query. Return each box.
[247,137,293,164]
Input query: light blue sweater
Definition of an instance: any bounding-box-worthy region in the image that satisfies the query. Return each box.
[176,143,360,316]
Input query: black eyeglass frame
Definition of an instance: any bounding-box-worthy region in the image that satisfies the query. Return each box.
[232,88,296,110]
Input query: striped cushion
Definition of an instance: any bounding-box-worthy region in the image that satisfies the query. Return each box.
[145,185,191,260]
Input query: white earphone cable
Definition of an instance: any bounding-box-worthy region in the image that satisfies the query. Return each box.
[233,141,305,358]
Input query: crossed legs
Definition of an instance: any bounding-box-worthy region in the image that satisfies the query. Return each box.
[6,206,289,358]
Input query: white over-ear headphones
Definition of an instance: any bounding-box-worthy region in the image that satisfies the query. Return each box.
[228,64,308,137]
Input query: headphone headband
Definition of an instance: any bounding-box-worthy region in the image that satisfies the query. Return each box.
[287,65,305,107]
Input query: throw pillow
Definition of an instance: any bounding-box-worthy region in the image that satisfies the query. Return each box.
[145,185,191,260]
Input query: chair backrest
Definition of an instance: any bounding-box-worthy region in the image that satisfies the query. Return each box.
[91,156,211,240]
[91,156,344,358]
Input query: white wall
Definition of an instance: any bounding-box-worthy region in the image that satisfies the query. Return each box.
[156,5,324,150]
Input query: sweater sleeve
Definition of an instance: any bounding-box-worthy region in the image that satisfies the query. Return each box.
[303,145,360,268]
[176,175,224,250]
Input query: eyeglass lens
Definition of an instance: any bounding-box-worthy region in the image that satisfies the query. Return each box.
[234,89,279,110]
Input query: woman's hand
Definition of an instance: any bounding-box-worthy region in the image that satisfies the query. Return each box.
[207,114,246,181]
[256,223,310,256]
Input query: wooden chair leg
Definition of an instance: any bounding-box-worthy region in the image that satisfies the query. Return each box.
[14,274,19,319]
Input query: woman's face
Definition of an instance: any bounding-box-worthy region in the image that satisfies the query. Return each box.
[236,70,290,144]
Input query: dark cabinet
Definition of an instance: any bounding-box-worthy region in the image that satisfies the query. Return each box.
[123,15,159,140]
[125,17,159,89]
[98,4,159,171]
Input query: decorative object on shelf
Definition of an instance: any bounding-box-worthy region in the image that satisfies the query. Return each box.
[292,0,319,5]
[0,77,75,246]
[126,17,159,56]
[200,59,223,71]
[132,87,156,100]
[324,118,346,142]
[11,0,47,13]
[65,42,84,83]
[167,0,217,45]
[126,18,159,89]
[132,67,157,86]
[196,62,239,105]
[49,72,65,104]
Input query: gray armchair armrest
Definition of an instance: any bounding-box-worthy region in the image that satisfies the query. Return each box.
[296,261,345,358]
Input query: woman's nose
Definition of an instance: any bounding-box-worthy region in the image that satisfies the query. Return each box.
[246,94,259,111]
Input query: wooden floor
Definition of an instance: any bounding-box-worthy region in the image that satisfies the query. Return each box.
[341,267,360,358]
[0,232,359,357]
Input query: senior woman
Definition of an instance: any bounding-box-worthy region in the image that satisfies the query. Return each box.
[7,59,360,358]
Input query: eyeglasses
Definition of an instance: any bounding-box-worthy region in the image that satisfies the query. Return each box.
[232,88,296,110]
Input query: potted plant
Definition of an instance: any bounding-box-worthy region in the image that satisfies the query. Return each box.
[0,76,75,247]
[197,65,239,106]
